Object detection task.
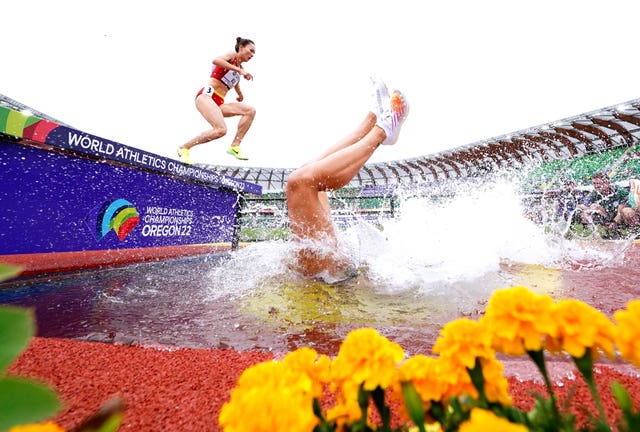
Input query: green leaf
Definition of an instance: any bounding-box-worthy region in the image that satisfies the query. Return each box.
[73,398,124,432]
[78,412,123,432]
[611,381,632,412]
[526,393,576,431]
[427,402,446,426]
[0,376,61,430]
[443,397,471,431]
[0,306,35,373]
[401,382,426,432]
[0,263,22,283]
[93,414,122,432]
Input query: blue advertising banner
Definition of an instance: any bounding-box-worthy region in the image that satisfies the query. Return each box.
[44,126,261,195]
[0,139,239,255]
[0,105,261,195]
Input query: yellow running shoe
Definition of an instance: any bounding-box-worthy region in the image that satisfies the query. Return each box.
[227,146,249,160]
[177,147,193,165]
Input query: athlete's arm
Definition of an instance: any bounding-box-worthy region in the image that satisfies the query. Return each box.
[212,53,253,80]
[235,83,244,102]
[212,52,244,74]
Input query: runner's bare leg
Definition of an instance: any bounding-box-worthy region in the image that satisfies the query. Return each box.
[286,112,386,277]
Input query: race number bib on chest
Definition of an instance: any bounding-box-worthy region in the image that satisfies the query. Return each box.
[221,70,240,88]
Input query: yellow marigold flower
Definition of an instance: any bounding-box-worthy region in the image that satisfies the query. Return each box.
[400,355,447,404]
[331,328,404,391]
[480,357,512,406]
[236,359,311,392]
[433,318,494,369]
[459,408,528,432]
[326,379,364,426]
[283,347,331,398]
[219,360,318,431]
[436,358,477,401]
[8,423,65,432]
[614,299,640,367]
[548,299,616,359]
[431,319,511,405]
[481,286,556,355]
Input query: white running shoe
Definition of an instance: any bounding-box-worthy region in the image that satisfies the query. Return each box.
[370,75,389,121]
[377,90,409,145]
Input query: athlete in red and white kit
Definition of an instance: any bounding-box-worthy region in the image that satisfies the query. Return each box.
[178,37,255,164]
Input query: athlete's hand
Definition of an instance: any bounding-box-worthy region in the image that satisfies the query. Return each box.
[236,94,244,102]
[242,71,253,80]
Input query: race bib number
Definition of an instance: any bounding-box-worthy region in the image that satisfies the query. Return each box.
[221,70,241,88]
[203,85,214,96]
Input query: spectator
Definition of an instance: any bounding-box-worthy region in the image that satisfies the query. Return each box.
[553,177,582,222]
[576,171,638,230]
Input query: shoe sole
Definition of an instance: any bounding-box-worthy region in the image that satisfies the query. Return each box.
[390,91,409,122]
[381,90,409,146]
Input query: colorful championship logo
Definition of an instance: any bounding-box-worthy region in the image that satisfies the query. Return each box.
[86,198,140,241]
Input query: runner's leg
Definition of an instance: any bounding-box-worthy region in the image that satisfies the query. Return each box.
[285,113,386,276]
[180,95,227,149]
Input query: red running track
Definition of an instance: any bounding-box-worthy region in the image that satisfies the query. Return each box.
[9,337,640,431]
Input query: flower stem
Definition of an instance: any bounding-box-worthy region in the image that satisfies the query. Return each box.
[527,349,561,423]
[468,358,488,407]
[573,350,609,428]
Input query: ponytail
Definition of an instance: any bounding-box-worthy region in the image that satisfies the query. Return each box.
[235,36,255,52]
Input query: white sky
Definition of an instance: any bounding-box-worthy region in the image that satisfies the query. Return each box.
[2,0,639,168]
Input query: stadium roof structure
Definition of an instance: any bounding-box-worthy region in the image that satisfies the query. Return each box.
[3,93,640,192]
[203,98,640,192]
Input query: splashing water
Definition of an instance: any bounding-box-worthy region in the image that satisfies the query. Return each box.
[349,180,551,290]
[215,179,628,296]
[358,179,632,286]
[206,240,294,299]
[3,177,638,354]
[198,177,638,350]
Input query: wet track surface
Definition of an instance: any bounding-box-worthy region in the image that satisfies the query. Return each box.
[2,240,639,356]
